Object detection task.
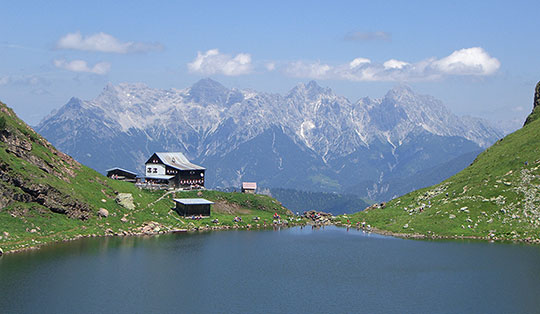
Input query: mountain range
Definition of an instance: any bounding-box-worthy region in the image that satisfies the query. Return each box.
[36,79,505,201]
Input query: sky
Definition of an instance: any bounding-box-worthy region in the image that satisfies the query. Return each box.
[1,1,539,129]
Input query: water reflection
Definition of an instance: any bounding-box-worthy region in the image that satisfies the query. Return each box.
[1,226,540,314]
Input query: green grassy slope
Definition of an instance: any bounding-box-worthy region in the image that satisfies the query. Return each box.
[0,102,294,254]
[344,100,540,242]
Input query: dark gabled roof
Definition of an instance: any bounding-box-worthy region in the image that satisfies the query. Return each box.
[145,152,205,171]
[106,167,138,176]
[173,198,214,205]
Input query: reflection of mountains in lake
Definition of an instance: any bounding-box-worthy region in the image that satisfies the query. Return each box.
[2,226,539,313]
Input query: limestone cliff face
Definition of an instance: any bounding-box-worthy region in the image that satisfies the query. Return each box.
[524,81,540,126]
[0,103,91,219]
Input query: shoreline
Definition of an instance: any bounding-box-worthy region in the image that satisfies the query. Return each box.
[340,223,540,245]
[1,221,306,256]
[5,220,540,256]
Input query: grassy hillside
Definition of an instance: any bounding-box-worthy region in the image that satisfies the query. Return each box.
[344,98,540,242]
[0,102,294,254]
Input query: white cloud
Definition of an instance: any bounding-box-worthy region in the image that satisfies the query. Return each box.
[0,76,9,85]
[383,59,409,69]
[187,49,252,76]
[281,47,500,82]
[432,47,500,75]
[54,59,111,75]
[56,32,162,53]
[349,58,371,68]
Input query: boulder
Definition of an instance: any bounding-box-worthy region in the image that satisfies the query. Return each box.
[115,193,135,210]
[97,208,109,218]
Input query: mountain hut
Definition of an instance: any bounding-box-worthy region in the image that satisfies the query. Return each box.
[145,152,205,188]
[241,182,257,194]
[106,167,138,182]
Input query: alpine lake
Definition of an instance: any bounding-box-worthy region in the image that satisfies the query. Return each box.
[1,226,540,314]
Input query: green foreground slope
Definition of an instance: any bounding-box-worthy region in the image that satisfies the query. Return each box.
[346,90,540,242]
[0,102,293,254]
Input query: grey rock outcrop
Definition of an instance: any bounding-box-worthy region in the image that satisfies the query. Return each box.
[0,103,92,220]
[115,193,135,210]
[524,81,540,126]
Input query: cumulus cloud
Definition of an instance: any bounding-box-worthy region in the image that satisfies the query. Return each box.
[345,31,391,42]
[54,59,111,75]
[187,49,252,76]
[383,59,409,70]
[349,58,371,68]
[283,47,500,82]
[56,32,162,53]
[432,47,500,75]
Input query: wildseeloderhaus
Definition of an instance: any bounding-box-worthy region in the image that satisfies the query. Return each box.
[144,152,205,188]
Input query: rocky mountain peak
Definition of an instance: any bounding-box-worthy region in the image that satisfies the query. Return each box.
[385,84,415,102]
[188,78,230,105]
[305,80,322,90]
[287,80,335,101]
[103,82,116,92]
[65,97,84,109]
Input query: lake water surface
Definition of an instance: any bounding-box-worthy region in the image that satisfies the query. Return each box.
[1,226,540,313]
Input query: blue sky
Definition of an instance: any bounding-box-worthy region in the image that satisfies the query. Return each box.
[1,1,539,128]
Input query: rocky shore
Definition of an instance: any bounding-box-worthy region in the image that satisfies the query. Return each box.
[6,216,540,256]
[1,219,305,255]
[337,222,540,245]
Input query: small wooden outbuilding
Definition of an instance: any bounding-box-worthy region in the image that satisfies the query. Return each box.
[106,167,138,182]
[173,198,214,217]
[241,182,257,194]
